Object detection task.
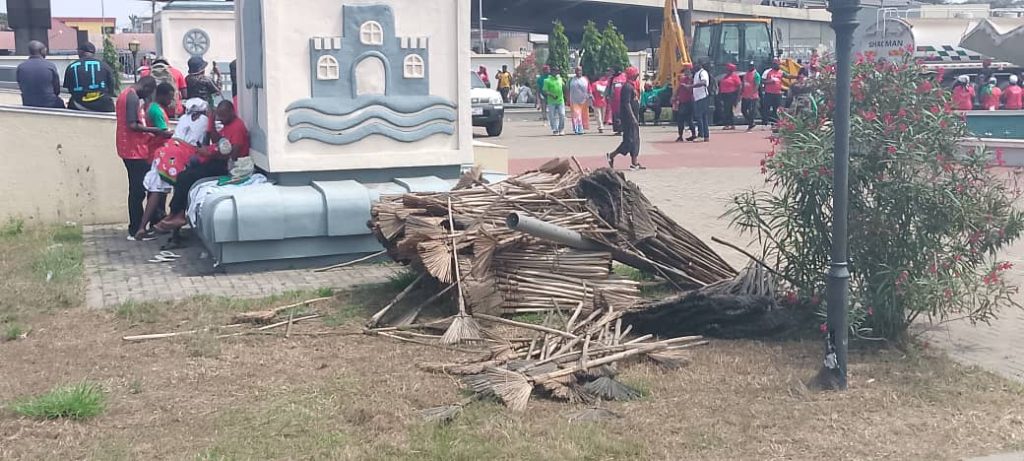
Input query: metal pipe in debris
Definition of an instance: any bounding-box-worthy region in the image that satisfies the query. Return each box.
[505,213,603,250]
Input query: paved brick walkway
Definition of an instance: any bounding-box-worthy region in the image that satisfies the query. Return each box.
[83,225,399,308]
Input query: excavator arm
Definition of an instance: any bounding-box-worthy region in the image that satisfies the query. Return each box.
[654,0,691,87]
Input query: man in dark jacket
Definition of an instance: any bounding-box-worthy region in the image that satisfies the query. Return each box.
[16,41,65,109]
[63,42,117,112]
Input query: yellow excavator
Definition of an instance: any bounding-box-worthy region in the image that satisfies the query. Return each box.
[654,3,801,91]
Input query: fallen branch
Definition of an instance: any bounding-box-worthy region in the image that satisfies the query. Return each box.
[122,324,244,342]
[474,313,578,340]
[313,250,387,272]
[366,273,426,328]
[231,296,334,324]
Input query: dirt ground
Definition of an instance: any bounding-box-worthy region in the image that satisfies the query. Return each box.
[2,226,1024,460]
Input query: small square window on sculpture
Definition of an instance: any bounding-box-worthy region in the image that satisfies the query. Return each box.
[360,21,384,45]
[404,54,425,78]
[317,55,340,80]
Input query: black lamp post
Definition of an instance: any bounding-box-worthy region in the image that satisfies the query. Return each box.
[822,0,861,391]
[128,39,141,83]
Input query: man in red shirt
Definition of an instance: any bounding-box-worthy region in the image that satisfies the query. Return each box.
[1003,75,1023,110]
[115,76,171,240]
[740,61,761,131]
[158,100,250,231]
[672,64,695,142]
[718,63,741,130]
[761,58,786,125]
[139,57,188,116]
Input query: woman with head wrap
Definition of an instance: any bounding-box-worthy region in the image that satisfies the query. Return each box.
[606,66,645,170]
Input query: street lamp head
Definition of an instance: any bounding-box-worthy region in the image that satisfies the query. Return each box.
[128,39,141,53]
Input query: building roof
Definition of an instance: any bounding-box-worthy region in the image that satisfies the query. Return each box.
[54,17,117,24]
[0,19,95,52]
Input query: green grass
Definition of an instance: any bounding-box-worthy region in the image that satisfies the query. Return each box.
[0,224,85,320]
[387,269,420,292]
[115,300,163,324]
[404,402,647,461]
[1,217,25,237]
[10,382,106,420]
[3,323,25,341]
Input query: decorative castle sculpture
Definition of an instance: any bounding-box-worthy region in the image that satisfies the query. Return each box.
[286,5,457,146]
[235,0,470,174]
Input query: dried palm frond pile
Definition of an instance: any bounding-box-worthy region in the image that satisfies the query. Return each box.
[369,159,645,319]
[418,302,707,412]
[363,158,751,412]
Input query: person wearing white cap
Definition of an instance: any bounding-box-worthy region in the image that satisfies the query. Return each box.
[1003,75,1022,110]
[981,76,1002,110]
[952,74,975,110]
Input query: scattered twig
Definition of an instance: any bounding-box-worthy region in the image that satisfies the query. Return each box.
[313,250,387,272]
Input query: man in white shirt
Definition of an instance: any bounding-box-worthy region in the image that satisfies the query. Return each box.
[691,60,711,142]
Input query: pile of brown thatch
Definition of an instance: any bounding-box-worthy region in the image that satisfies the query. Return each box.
[363,158,764,412]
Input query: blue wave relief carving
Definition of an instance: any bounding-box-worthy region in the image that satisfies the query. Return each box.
[286,96,457,145]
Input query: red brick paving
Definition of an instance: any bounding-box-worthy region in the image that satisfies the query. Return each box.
[508,128,773,174]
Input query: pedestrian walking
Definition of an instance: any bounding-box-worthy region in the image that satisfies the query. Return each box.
[691,60,711,142]
[610,68,627,134]
[536,66,550,121]
[718,63,741,130]
[569,67,591,135]
[606,66,645,170]
[761,58,785,125]
[496,65,513,103]
[740,61,761,131]
[543,67,566,136]
[590,73,608,133]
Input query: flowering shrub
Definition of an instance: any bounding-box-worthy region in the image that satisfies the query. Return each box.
[727,50,1023,340]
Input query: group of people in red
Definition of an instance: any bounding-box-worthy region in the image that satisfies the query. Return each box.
[951,73,1024,111]
[114,58,250,242]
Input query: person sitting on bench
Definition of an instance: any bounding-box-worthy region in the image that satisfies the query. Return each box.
[135,98,209,241]
[156,100,250,232]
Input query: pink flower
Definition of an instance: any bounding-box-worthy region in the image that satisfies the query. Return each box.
[818,166,831,177]
[887,146,897,155]
[899,123,909,132]
[943,288,953,299]
[867,306,874,316]
[884,113,895,125]
[897,108,908,118]
[995,148,1006,167]
[819,322,828,333]
[861,110,878,122]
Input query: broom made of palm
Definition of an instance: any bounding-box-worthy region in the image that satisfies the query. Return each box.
[441,196,483,345]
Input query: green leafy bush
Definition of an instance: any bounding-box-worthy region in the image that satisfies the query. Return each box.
[727,50,1023,340]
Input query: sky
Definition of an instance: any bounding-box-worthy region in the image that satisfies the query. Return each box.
[0,0,167,29]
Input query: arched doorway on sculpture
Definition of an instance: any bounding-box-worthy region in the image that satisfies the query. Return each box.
[353,52,390,97]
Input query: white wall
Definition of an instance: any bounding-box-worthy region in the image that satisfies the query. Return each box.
[156,9,237,72]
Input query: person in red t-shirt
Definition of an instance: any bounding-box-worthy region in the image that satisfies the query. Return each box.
[761,59,786,125]
[718,63,741,130]
[1003,75,1023,110]
[158,100,250,231]
[115,76,171,240]
[952,75,976,111]
[740,61,761,131]
[672,64,695,142]
[610,70,628,134]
